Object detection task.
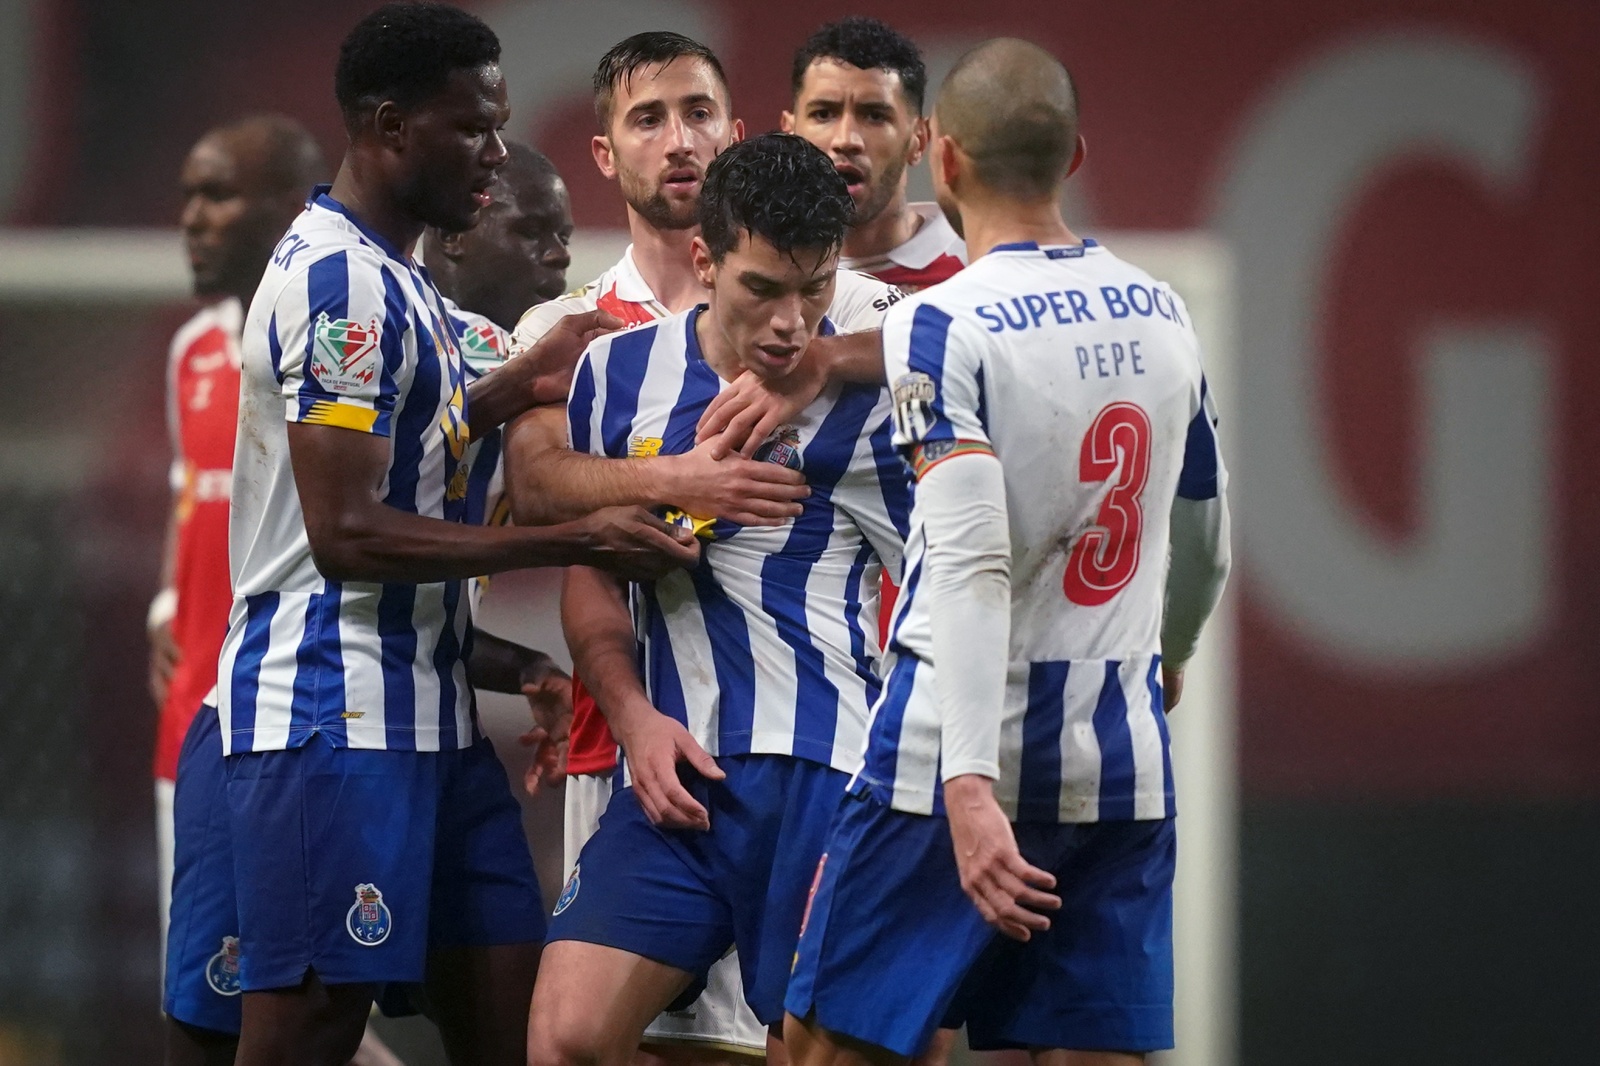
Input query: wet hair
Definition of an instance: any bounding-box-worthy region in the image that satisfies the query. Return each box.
[697,133,854,262]
[791,17,927,113]
[592,31,730,131]
[335,2,501,133]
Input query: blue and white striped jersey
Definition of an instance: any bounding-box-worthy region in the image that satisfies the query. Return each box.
[855,239,1226,822]
[218,187,481,755]
[567,306,912,775]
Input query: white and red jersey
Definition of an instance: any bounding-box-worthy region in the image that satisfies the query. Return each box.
[839,202,967,294]
[511,248,904,778]
[156,297,243,780]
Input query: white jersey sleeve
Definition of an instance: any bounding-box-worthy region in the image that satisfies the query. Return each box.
[883,300,992,453]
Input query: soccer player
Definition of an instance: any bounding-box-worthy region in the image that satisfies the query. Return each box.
[149,114,325,952]
[523,133,910,1066]
[214,5,697,1064]
[783,17,965,294]
[162,140,580,1066]
[503,32,899,1064]
[782,39,1232,1065]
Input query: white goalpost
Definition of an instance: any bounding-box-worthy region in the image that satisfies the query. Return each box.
[0,226,1238,1066]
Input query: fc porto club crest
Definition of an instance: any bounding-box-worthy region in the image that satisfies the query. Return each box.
[310,313,381,395]
[553,863,580,916]
[753,425,803,471]
[346,883,393,946]
[204,935,243,996]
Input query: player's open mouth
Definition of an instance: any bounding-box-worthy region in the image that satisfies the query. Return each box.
[471,188,493,207]
[756,344,802,368]
[834,164,865,192]
[663,168,701,192]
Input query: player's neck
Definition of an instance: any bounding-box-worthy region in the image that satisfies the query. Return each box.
[692,305,746,384]
[627,209,709,313]
[841,196,922,262]
[960,194,1077,261]
[329,157,424,258]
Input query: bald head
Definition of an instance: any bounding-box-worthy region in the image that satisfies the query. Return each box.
[181,114,328,300]
[935,38,1078,200]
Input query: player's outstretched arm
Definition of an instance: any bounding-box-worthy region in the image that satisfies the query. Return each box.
[505,406,809,528]
[561,566,725,829]
[919,445,1062,941]
[1160,493,1232,710]
[695,330,887,458]
[464,309,621,438]
[468,627,574,793]
[288,422,700,584]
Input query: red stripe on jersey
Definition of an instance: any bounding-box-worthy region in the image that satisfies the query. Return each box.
[596,285,661,328]
[566,674,619,776]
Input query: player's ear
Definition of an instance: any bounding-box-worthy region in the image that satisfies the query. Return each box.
[1066,134,1087,178]
[690,236,717,287]
[934,135,960,190]
[373,101,405,150]
[592,134,618,179]
[907,115,931,166]
[437,230,466,261]
[731,117,745,144]
[779,110,795,134]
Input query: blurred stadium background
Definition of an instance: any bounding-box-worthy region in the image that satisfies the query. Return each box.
[0,1,1595,1064]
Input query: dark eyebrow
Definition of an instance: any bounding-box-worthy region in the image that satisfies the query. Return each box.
[623,98,668,122]
[738,270,782,289]
[678,92,718,111]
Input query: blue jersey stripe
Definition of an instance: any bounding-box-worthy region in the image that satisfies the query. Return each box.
[378,583,418,749]
[906,304,958,444]
[268,311,284,383]
[842,540,877,693]
[1177,376,1221,500]
[464,429,502,527]
[385,307,437,513]
[599,326,656,458]
[433,580,464,749]
[863,653,919,793]
[228,592,279,749]
[640,584,689,728]
[298,252,351,405]
[288,581,347,745]
[1018,661,1069,821]
[1147,655,1176,817]
[688,562,758,746]
[568,357,597,454]
[1092,660,1137,820]
[867,414,912,542]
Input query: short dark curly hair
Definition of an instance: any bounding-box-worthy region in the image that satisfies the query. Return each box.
[791,17,927,113]
[335,2,501,133]
[698,133,854,263]
[593,32,730,132]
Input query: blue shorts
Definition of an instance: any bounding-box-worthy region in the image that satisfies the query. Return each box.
[785,788,1176,1056]
[164,705,245,1032]
[223,731,544,991]
[547,754,847,1025]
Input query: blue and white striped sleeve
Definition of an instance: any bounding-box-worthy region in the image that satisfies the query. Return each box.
[1176,374,1225,501]
[273,250,406,436]
[882,299,991,476]
[834,399,912,583]
[565,343,603,456]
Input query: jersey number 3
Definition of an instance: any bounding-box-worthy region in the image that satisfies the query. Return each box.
[1064,402,1151,606]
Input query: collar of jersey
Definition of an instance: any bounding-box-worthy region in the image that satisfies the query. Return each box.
[988,238,1100,254]
[309,184,410,263]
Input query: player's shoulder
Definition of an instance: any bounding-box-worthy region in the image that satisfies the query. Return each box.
[266,202,399,305]
[510,281,604,351]
[579,304,679,376]
[170,296,242,359]
[829,267,909,332]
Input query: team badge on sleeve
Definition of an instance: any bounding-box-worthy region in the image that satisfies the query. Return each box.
[893,372,936,440]
[553,863,580,916]
[204,935,243,996]
[459,321,507,371]
[310,313,381,394]
[346,883,393,946]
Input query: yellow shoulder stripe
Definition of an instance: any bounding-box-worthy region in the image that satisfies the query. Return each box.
[302,399,379,433]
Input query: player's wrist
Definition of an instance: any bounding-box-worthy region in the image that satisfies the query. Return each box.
[147,587,177,632]
[943,773,998,807]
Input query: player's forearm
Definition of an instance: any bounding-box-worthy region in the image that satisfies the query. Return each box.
[465,357,563,439]
[306,502,599,584]
[561,566,655,733]
[466,627,561,695]
[511,445,691,527]
[813,329,886,385]
[1162,494,1232,669]
[919,450,1012,782]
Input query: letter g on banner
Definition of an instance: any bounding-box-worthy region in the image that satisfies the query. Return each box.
[1214,33,1553,670]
